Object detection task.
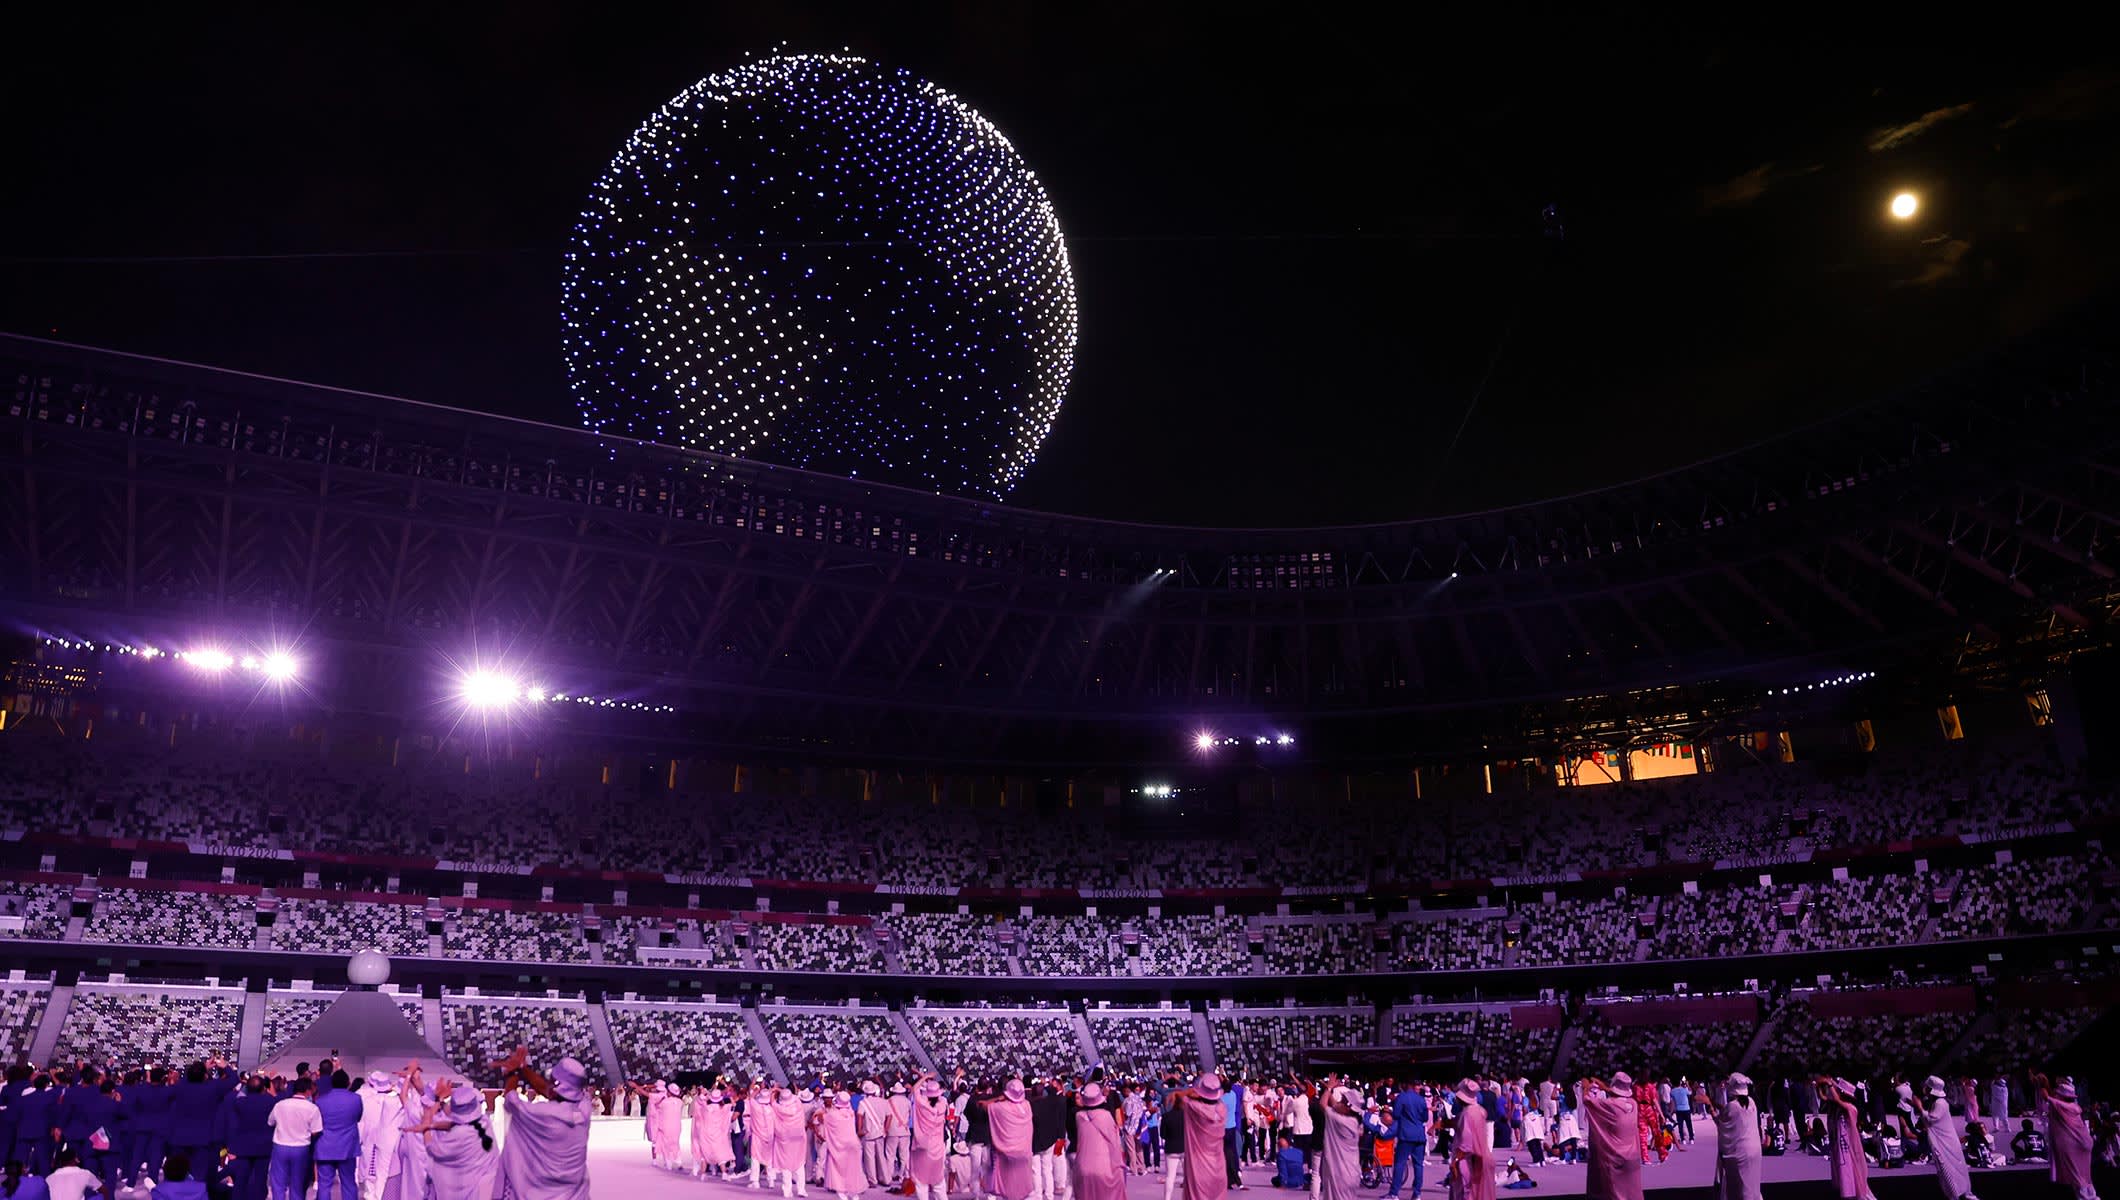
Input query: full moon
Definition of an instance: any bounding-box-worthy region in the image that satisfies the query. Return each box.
[1890,192,1920,219]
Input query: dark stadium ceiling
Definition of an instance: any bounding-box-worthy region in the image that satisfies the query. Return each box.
[4,13,2119,524]
[2,296,2117,763]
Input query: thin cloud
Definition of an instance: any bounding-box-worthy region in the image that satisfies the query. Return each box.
[1868,102,1975,151]
[1701,161,1822,210]
[1900,235,1972,287]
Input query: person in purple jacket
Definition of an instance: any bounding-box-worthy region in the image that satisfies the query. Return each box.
[170,1060,233,1173]
[125,1067,176,1188]
[314,1070,365,1200]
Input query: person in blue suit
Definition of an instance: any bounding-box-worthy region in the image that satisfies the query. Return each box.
[1384,1083,1429,1200]
[313,1070,364,1200]
[8,1074,58,1175]
[220,1074,281,1200]
[0,1066,31,1169]
[169,1060,231,1174]
[56,1068,121,1196]
[125,1066,176,1188]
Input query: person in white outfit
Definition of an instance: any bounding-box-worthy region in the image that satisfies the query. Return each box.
[357,1068,407,1200]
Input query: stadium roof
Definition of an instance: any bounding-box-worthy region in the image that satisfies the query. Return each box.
[2,305,2117,760]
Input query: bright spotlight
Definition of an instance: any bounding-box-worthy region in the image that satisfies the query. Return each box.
[1890,191,1918,220]
[1276,733,1295,746]
[183,648,235,673]
[459,670,521,710]
[261,651,298,682]
[1193,731,1216,753]
[523,686,547,703]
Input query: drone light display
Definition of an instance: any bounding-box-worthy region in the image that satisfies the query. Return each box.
[563,53,1077,500]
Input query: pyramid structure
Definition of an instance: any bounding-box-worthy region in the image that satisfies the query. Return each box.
[258,990,467,1080]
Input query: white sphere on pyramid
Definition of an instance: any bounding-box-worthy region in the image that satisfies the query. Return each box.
[347,949,392,986]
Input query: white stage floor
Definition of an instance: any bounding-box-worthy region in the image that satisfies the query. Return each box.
[580,1119,2050,1200]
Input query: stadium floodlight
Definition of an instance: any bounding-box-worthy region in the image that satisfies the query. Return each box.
[458,669,521,710]
[182,648,236,672]
[523,686,547,703]
[1276,733,1295,747]
[261,651,299,683]
[1193,731,1217,753]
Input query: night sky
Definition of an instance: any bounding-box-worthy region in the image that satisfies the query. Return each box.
[6,10,2117,525]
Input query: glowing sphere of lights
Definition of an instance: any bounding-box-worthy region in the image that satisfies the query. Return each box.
[562,53,1077,499]
[1890,191,1919,220]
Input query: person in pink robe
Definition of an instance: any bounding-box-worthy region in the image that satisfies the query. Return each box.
[1449,1081,1496,1200]
[1319,1085,1366,1200]
[748,1083,777,1189]
[698,1087,737,1178]
[773,1086,812,1197]
[421,1079,499,1200]
[816,1092,867,1200]
[2034,1075,2099,1200]
[1577,1075,1645,1200]
[910,1077,952,1200]
[1816,1078,1874,1200]
[1072,1084,1127,1200]
[1169,1073,1229,1200]
[650,1081,686,1171]
[491,1050,594,1200]
[986,1078,1037,1200]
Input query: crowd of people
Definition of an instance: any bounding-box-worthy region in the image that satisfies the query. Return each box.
[0,1048,594,1200]
[562,1057,2115,1200]
[0,728,2103,891]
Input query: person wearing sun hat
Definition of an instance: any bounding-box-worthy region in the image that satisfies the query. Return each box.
[986,1078,1038,1200]
[1316,1082,1364,1200]
[1916,1075,1976,1200]
[1577,1073,1643,1200]
[888,1079,914,1185]
[1813,1077,1874,1200]
[1702,1074,1760,1200]
[489,1047,593,1200]
[861,1078,890,1188]
[698,1082,738,1179]
[1071,1082,1127,1200]
[809,1089,864,1200]
[420,1077,498,1200]
[770,1083,810,1197]
[2031,1073,2096,1200]
[1447,1080,1495,1200]
[1167,1073,1229,1200]
[908,1075,952,1200]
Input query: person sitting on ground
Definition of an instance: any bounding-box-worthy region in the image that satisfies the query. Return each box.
[1501,1159,1538,1190]
[1272,1136,1305,1189]
[2010,1119,2048,1165]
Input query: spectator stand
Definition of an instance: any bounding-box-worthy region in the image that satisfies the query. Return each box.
[906,1004,1081,1083]
[759,1002,918,1083]
[1084,1006,1203,1078]
[0,875,75,941]
[82,878,258,950]
[53,979,245,1067]
[440,991,606,1087]
[604,996,766,1084]
[1568,993,1760,1082]
[0,981,51,1063]
[1208,1005,1376,1078]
